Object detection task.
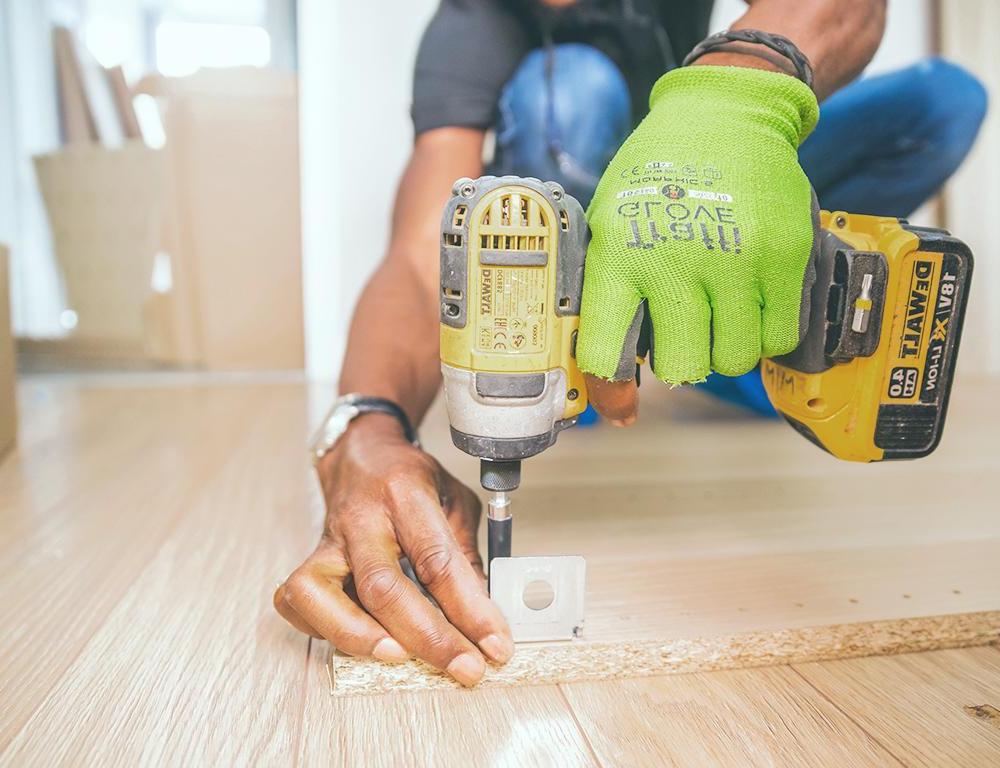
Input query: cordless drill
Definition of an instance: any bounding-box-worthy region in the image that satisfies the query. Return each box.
[439,176,974,569]
[439,176,588,567]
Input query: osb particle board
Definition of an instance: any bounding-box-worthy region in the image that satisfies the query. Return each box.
[328,612,1000,696]
[327,378,1000,696]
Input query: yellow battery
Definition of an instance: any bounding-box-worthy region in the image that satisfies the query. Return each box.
[763,212,973,462]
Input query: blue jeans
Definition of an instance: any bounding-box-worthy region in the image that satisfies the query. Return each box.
[491,45,988,415]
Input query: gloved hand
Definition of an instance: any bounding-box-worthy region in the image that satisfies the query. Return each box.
[577,65,820,392]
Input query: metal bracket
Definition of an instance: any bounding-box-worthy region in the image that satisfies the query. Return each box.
[489,556,586,642]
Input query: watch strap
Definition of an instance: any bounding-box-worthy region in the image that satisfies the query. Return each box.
[310,394,420,465]
[682,29,815,92]
[351,397,419,446]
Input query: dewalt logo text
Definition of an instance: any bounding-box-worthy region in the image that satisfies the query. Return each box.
[899,260,934,359]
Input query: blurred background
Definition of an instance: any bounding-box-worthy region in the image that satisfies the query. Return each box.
[0,0,996,447]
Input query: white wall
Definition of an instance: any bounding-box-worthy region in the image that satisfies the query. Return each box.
[298,0,437,381]
[0,0,64,337]
[940,1,1000,374]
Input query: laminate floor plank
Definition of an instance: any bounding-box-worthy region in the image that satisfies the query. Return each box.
[0,380,317,765]
[0,384,273,748]
[2,373,997,765]
[794,646,1000,767]
[560,665,900,768]
[299,642,598,768]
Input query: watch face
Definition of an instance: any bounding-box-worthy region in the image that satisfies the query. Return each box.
[327,405,359,441]
[311,403,360,459]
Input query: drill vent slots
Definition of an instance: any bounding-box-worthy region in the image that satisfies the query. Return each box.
[480,233,548,250]
[479,193,549,252]
[443,204,468,247]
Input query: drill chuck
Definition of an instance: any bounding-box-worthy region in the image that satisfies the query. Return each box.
[480,459,521,492]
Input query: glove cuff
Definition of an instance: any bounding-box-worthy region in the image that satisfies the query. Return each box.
[648,66,820,146]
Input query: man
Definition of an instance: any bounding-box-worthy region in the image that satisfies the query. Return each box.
[275,0,986,686]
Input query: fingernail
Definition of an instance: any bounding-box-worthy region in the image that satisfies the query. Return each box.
[447,653,486,686]
[372,637,409,663]
[610,415,635,427]
[479,633,514,664]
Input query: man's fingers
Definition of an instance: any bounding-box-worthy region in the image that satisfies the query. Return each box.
[761,288,806,358]
[280,553,409,663]
[346,518,488,686]
[709,295,763,376]
[584,374,638,426]
[395,481,514,665]
[441,474,487,580]
[647,294,712,385]
[273,583,323,638]
[576,275,644,382]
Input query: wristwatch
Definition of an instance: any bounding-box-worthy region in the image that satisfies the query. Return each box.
[308,393,419,465]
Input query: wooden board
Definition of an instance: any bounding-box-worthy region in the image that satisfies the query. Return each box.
[68,29,124,148]
[106,66,141,141]
[1,373,999,765]
[332,375,1000,691]
[52,27,96,145]
[328,612,999,695]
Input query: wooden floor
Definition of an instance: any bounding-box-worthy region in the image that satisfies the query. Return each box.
[1,371,998,766]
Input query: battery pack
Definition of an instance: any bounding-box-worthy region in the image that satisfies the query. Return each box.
[763,212,973,462]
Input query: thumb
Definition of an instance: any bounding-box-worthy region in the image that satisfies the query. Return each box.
[584,374,638,426]
[441,474,486,579]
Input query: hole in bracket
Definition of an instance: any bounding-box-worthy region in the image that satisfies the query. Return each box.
[522,579,555,611]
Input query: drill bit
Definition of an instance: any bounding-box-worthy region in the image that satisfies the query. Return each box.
[487,489,512,567]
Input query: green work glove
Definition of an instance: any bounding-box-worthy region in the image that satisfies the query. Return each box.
[577,66,821,385]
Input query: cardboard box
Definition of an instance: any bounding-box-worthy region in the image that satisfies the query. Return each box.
[1,245,16,455]
[139,69,304,370]
[33,143,164,355]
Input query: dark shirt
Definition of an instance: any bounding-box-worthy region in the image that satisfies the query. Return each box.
[412,0,715,135]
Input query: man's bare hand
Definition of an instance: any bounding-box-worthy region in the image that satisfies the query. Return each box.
[273,413,513,686]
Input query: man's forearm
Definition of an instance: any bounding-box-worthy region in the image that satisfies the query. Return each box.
[336,127,485,429]
[700,0,887,99]
[338,256,441,428]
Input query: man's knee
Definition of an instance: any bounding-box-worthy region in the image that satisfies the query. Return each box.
[911,58,987,163]
[549,44,631,126]
[501,44,630,147]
